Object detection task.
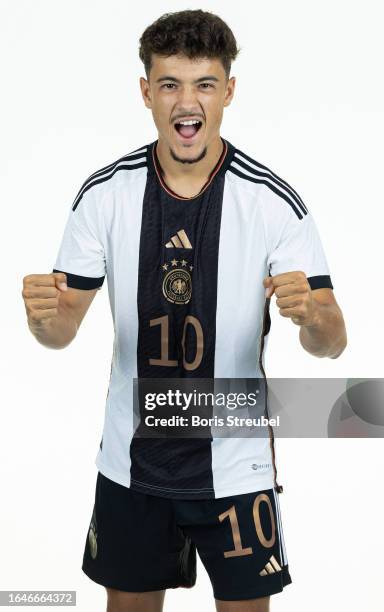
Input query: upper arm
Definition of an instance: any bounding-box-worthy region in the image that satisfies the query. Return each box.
[260,179,331,288]
[59,287,98,329]
[52,178,106,328]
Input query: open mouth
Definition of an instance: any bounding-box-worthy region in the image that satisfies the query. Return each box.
[174,119,203,139]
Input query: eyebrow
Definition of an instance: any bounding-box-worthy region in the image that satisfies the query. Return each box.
[155,75,220,84]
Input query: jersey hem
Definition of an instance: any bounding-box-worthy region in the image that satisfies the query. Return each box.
[212,476,276,499]
[95,457,132,488]
[130,477,215,499]
[95,456,277,500]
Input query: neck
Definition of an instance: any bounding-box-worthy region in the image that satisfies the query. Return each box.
[155,135,224,182]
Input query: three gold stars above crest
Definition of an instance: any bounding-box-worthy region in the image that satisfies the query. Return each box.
[162,259,193,271]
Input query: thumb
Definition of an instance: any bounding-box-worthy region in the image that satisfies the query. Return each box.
[53,272,68,292]
[263,276,275,298]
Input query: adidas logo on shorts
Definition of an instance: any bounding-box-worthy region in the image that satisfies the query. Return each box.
[259,555,282,576]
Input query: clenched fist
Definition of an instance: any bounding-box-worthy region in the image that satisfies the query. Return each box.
[22,272,68,328]
[263,271,319,326]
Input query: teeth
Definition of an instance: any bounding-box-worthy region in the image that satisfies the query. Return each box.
[178,120,200,126]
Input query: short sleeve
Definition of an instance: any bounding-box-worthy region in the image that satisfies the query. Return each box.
[52,185,106,290]
[266,207,333,290]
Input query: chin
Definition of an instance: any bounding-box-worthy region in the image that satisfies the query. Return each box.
[170,143,207,164]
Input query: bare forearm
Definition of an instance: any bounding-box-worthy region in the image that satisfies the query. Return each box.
[28,307,78,349]
[299,303,347,358]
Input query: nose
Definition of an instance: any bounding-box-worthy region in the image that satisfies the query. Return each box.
[176,85,199,110]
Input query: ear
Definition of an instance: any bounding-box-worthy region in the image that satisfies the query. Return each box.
[140,76,152,109]
[223,76,236,107]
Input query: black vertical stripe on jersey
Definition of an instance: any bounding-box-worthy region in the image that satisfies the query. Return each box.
[130,140,235,499]
[259,297,283,494]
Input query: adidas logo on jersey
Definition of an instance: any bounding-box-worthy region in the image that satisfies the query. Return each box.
[165,229,192,249]
[259,555,282,576]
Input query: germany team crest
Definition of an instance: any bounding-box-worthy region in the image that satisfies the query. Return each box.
[161,259,193,304]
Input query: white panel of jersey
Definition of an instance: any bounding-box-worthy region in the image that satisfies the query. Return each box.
[53,139,333,499]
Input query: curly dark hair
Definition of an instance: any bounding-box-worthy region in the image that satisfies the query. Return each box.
[139,9,240,79]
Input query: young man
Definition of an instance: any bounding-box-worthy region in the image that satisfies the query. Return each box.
[22,9,347,612]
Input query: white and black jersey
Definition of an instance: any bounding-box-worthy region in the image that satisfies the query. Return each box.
[53,138,333,499]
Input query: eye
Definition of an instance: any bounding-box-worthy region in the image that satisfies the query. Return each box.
[161,83,176,89]
[199,83,214,89]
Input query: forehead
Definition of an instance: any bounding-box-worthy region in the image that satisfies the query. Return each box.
[149,53,225,80]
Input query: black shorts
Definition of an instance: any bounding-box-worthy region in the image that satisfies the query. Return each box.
[82,472,292,601]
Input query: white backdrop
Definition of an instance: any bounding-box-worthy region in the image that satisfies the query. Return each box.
[1,0,383,610]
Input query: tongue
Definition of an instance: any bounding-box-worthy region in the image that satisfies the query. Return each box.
[178,124,198,138]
